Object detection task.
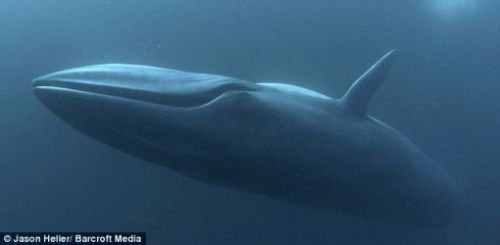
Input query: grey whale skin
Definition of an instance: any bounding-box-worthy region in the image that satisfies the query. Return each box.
[33,51,463,227]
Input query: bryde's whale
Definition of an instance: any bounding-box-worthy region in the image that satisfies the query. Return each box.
[33,50,464,228]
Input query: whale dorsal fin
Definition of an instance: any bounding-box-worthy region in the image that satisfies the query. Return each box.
[339,50,397,116]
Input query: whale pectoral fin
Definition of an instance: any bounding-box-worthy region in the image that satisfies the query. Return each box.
[339,49,397,116]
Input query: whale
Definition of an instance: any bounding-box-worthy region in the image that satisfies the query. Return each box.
[32,50,464,228]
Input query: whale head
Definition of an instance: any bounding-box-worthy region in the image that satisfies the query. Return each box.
[33,51,465,229]
[32,64,301,170]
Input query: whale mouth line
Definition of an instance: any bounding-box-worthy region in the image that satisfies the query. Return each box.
[33,79,254,108]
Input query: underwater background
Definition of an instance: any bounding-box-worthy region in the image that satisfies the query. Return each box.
[0,0,499,244]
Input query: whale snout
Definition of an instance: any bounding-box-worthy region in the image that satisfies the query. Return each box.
[33,64,263,108]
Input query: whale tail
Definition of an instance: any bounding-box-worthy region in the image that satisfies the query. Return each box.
[339,49,397,116]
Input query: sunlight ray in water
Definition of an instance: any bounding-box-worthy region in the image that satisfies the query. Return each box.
[427,0,478,21]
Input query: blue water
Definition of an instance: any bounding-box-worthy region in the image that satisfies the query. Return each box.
[1,1,499,244]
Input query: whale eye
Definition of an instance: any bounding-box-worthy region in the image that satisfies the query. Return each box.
[201,83,255,99]
[184,83,257,107]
